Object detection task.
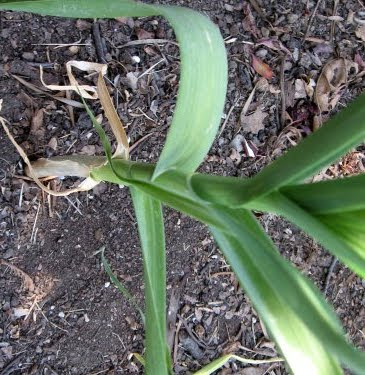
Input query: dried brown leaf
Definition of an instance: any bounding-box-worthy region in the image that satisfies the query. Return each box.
[241,107,268,134]
[355,25,365,41]
[30,108,45,139]
[315,59,357,113]
[0,259,35,292]
[97,73,129,159]
[243,3,260,38]
[252,55,274,80]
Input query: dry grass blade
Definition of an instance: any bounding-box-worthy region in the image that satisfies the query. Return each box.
[0,100,100,196]
[40,60,107,99]
[0,259,35,292]
[97,73,129,159]
[12,74,84,108]
[194,353,283,375]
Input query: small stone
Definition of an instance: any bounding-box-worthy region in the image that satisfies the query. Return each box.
[68,45,79,55]
[2,302,10,311]
[76,19,92,30]
[94,228,103,241]
[22,52,35,61]
[287,14,299,24]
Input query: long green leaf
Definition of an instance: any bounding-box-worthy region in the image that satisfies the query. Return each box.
[209,209,363,375]
[151,5,227,177]
[190,94,365,206]
[92,161,365,374]
[280,174,365,214]
[256,192,365,279]
[0,0,228,177]
[130,188,171,375]
[0,0,158,17]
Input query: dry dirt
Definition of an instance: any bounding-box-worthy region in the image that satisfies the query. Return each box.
[1,1,365,374]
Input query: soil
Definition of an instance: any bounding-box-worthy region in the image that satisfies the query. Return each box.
[1,1,365,374]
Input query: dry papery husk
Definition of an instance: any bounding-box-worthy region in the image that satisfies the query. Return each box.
[1,61,129,196]
[315,58,359,113]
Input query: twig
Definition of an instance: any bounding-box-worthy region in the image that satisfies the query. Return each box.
[116,38,178,49]
[18,182,24,208]
[92,21,107,63]
[36,302,68,333]
[177,314,215,351]
[218,96,241,137]
[0,353,25,375]
[129,133,155,153]
[249,0,271,24]
[173,319,183,364]
[30,200,41,244]
[304,0,325,41]
[330,0,339,43]
[324,257,338,296]
[64,196,83,216]
[137,59,165,80]
[280,55,287,130]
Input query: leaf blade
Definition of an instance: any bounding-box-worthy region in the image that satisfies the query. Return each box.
[0,0,228,177]
[130,188,171,375]
[209,208,364,374]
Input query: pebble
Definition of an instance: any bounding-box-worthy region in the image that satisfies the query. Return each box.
[22,52,34,61]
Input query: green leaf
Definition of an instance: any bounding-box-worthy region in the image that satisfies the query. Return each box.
[209,208,365,375]
[100,246,145,324]
[130,188,172,375]
[93,161,365,374]
[0,0,158,17]
[280,173,365,214]
[257,192,365,279]
[191,94,365,206]
[0,0,228,177]
[152,6,227,178]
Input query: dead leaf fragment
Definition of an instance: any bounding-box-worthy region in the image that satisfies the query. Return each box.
[243,3,260,38]
[252,55,274,80]
[315,59,357,113]
[257,38,291,57]
[136,28,155,40]
[0,259,35,292]
[294,79,307,99]
[355,25,365,41]
[30,108,45,139]
[241,108,268,134]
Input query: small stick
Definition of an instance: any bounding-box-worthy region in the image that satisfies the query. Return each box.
[30,200,41,243]
[129,133,155,153]
[92,21,107,63]
[64,196,83,216]
[116,38,178,48]
[137,59,165,80]
[173,319,183,364]
[324,257,338,296]
[304,0,325,41]
[218,96,241,137]
[330,0,339,44]
[18,182,24,208]
[177,314,215,350]
[280,55,287,130]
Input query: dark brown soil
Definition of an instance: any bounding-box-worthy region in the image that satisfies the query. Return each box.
[1,1,365,374]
